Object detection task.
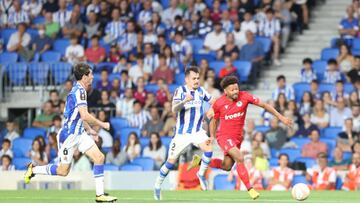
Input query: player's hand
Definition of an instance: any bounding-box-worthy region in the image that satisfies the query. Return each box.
[88,128,97,136]
[102,122,110,130]
[183,93,193,103]
[92,134,99,142]
[280,116,293,128]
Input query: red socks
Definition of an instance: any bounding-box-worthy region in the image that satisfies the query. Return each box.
[236,163,252,190]
[209,158,223,169]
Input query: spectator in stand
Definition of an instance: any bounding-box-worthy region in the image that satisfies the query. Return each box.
[96,69,111,92]
[217,33,239,61]
[144,21,158,45]
[302,129,328,159]
[284,100,300,135]
[171,31,192,66]
[347,56,360,83]
[332,80,349,101]
[203,22,226,52]
[143,43,159,72]
[133,77,148,106]
[84,12,102,43]
[143,132,166,170]
[306,152,336,190]
[299,92,314,116]
[44,12,60,39]
[62,8,84,38]
[30,138,48,166]
[137,0,152,26]
[4,119,19,141]
[204,77,221,99]
[0,139,13,158]
[32,101,56,128]
[296,113,319,137]
[267,153,294,191]
[124,132,141,162]
[108,44,120,63]
[129,53,152,83]
[221,10,233,33]
[113,55,129,74]
[156,79,171,107]
[142,106,164,137]
[330,97,352,127]
[162,0,183,28]
[272,75,295,101]
[93,125,113,149]
[210,0,222,23]
[342,152,360,191]
[330,147,351,170]
[337,44,354,73]
[52,0,71,27]
[24,0,43,18]
[198,7,213,37]
[72,149,92,172]
[64,35,85,64]
[338,118,359,152]
[265,118,288,150]
[152,54,174,84]
[31,24,52,55]
[349,91,360,107]
[119,70,134,94]
[0,0,14,18]
[241,11,257,34]
[85,35,106,65]
[152,12,166,35]
[310,79,321,99]
[259,8,282,66]
[275,93,288,115]
[164,45,179,73]
[118,20,138,55]
[219,56,238,79]
[300,58,317,83]
[104,8,126,44]
[106,138,127,166]
[169,15,185,40]
[97,91,116,118]
[48,89,62,113]
[0,155,15,171]
[86,0,100,16]
[232,19,246,49]
[87,87,101,108]
[7,0,29,28]
[274,0,292,49]
[45,132,58,161]
[322,91,337,112]
[339,5,359,39]
[127,101,151,129]
[161,109,176,136]
[323,59,342,84]
[97,0,111,30]
[351,104,360,132]
[47,115,62,136]
[116,88,135,117]
[254,132,271,158]
[7,23,31,53]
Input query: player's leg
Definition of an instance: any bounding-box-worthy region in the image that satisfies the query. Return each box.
[209,155,235,171]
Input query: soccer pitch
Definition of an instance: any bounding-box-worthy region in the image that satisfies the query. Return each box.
[0,190,358,203]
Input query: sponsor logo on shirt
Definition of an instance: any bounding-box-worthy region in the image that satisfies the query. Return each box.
[224,112,244,120]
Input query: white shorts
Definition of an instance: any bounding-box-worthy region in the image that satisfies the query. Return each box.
[167,129,209,160]
[57,131,95,164]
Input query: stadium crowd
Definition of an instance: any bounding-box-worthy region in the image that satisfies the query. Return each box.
[1,0,360,192]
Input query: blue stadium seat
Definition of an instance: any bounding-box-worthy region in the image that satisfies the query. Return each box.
[19,52,40,62]
[13,157,32,170]
[95,62,116,73]
[352,38,360,50]
[92,73,101,88]
[312,60,327,81]
[343,151,352,160]
[233,60,252,82]
[32,16,45,24]
[278,148,301,162]
[98,38,111,54]
[255,36,272,54]
[6,63,28,86]
[12,138,33,158]
[102,147,111,154]
[104,164,119,171]
[271,148,279,158]
[120,164,143,171]
[319,83,335,93]
[292,175,309,186]
[295,157,316,168]
[161,137,172,150]
[330,37,339,48]
[23,127,47,140]
[255,125,270,133]
[213,174,236,190]
[319,138,336,156]
[351,48,360,56]
[188,38,204,53]
[50,62,72,85]
[108,73,120,82]
[291,137,311,148]
[209,61,225,75]
[336,176,343,190]
[41,51,61,62]
[293,82,310,103]
[0,52,18,63]
[139,137,150,150]
[161,0,170,8]
[193,53,216,63]
[269,158,278,167]
[344,83,354,94]
[144,84,160,93]
[168,84,178,93]
[26,28,39,40]
[53,38,70,56]
[117,127,141,147]
[132,157,155,171]
[321,48,339,61]
[29,63,50,85]
[110,117,129,135]
[2,28,17,45]
[174,73,185,85]
[322,127,342,139]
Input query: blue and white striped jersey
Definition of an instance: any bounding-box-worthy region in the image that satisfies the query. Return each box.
[59,82,87,143]
[173,86,212,135]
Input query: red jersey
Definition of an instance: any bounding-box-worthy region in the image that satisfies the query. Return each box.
[213,91,260,139]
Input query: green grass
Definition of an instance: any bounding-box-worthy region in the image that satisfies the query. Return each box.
[0,190,358,203]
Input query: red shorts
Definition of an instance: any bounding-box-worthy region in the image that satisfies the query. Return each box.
[216,135,243,156]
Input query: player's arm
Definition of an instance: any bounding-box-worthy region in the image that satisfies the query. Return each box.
[255,101,293,127]
[78,106,110,130]
[209,117,219,140]
[171,93,193,113]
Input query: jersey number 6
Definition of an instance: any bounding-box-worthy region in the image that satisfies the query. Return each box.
[63,148,68,155]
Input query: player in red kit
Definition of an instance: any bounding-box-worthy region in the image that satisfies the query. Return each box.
[189,76,293,199]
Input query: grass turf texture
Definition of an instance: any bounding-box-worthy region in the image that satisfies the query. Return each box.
[0,190,358,203]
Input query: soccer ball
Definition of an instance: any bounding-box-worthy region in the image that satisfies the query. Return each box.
[291,183,310,201]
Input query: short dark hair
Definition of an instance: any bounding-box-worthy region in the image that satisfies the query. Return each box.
[91,35,100,40]
[158,54,166,59]
[174,15,182,21]
[174,31,183,37]
[336,80,343,84]
[276,75,286,82]
[278,153,289,160]
[133,100,141,106]
[311,79,319,84]
[265,8,275,14]
[3,138,11,145]
[52,115,62,122]
[185,66,200,76]
[1,154,12,163]
[317,152,327,159]
[327,58,337,65]
[74,63,92,81]
[136,53,144,60]
[49,89,59,95]
[303,58,313,64]
[120,70,128,75]
[220,76,239,90]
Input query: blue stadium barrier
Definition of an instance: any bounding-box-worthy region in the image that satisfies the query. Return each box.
[209,61,225,76]
[269,158,278,167]
[41,51,61,62]
[12,138,33,158]
[104,164,120,171]
[255,125,270,133]
[319,83,335,93]
[278,148,301,162]
[53,38,70,56]
[2,28,17,45]
[213,174,236,190]
[193,53,216,64]
[144,84,160,93]
[295,157,316,168]
[13,157,32,170]
[174,73,185,85]
[50,62,72,85]
[292,175,309,186]
[255,36,272,54]
[0,52,18,63]
[32,16,45,24]
[132,157,155,171]
[319,138,336,156]
[23,127,47,140]
[117,127,141,147]
[120,164,143,171]
[29,63,50,85]
[312,60,327,81]
[188,38,204,53]
[322,127,342,139]
[293,82,310,103]
[291,137,311,149]
[321,48,339,61]
[110,117,129,135]
[233,60,252,82]
[139,137,150,150]
[6,63,28,86]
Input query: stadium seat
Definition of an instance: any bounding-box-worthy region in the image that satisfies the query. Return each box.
[312,60,327,81]
[292,175,309,186]
[293,82,310,103]
[117,127,141,147]
[269,158,278,167]
[26,28,39,40]
[233,60,252,82]
[120,164,143,171]
[13,157,32,170]
[193,53,216,64]
[53,38,70,56]
[104,164,119,171]
[139,137,150,150]
[161,136,173,150]
[209,61,225,75]
[295,157,316,168]
[0,52,18,63]
[319,83,335,93]
[110,117,129,135]
[213,174,236,190]
[319,138,336,156]
[188,38,204,53]
[168,84,178,93]
[343,151,352,160]
[174,73,185,85]
[132,157,155,171]
[255,36,272,54]
[344,83,354,94]
[144,84,160,93]
[23,127,47,140]
[6,63,28,86]
[278,148,301,162]
[12,138,33,158]
[19,52,40,62]
[32,16,45,24]
[161,0,170,8]
[271,148,279,158]
[29,63,50,85]
[336,176,343,190]
[2,28,17,45]
[351,48,360,56]
[95,62,116,73]
[255,125,270,133]
[352,38,360,50]
[291,137,311,148]
[102,147,111,154]
[98,38,111,54]
[41,51,61,62]
[108,73,120,82]
[50,62,72,85]
[330,37,339,48]
[321,48,339,61]
[322,127,342,139]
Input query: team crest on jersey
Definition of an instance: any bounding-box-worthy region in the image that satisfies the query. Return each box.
[236,101,242,107]
[225,105,228,109]
[80,89,86,100]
